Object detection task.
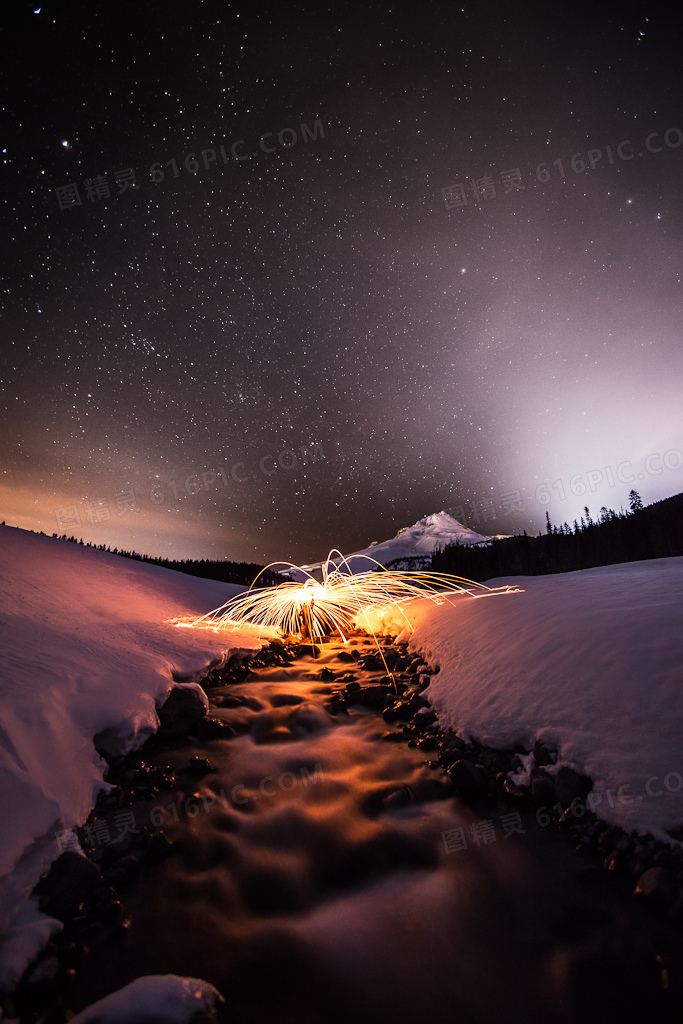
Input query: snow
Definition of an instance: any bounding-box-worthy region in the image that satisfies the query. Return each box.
[0,525,272,983]
[0,897,62,993]
[360,557,683,842]
[69,974,223,1023]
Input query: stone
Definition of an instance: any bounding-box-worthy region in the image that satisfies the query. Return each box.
[36,852,101,921]
[412,707,436,732]
[89,885,122,922]
[530,767,556,805]
[101,836,133,867]
[389,700,413,722]
[439,748,462,769]
[357,684,391,708]
[145,832,173,864]
[628,859,648,880]
[192,717,236,740]
[381,730,406,742]
[360,655,384,672]
[448,759,486,799]
[382,786,414,810]
[156,685,207,740]
[533,740,556,766]
[503,779,527,802]
[381,650,400,669]
[184,756,213,776]
[634,866,675,905]
[118,855,140,879]
[653,848,678,870]
[412,776,453,802]
[554,767,593,808]
[327,698,347,716]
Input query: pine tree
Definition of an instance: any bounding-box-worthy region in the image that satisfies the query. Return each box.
[629,489,644,513]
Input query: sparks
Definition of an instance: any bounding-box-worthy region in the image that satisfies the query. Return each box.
[177,550,507,643]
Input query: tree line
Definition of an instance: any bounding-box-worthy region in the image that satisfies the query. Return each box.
[431,490,683,580]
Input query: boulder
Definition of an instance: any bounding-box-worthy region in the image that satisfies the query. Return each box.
[36,851,101,921]
[554,767,592,808]
[448,759,486,799]
[533,740,556,767]
[156,684,208,740]
[357,684,391,708]
[145,832,173,864]
[530,767,556,806]
[193,717,235,740]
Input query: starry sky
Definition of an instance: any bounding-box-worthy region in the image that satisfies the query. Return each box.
[1,1,682,563]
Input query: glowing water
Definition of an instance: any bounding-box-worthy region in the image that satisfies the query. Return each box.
[69,639,676,1023]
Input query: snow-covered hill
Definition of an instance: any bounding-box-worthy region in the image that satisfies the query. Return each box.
[0,526,271,986]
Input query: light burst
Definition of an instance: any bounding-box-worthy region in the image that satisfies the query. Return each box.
[178,550,504,644]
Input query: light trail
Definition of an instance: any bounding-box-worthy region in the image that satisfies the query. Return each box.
[178,550,506,643]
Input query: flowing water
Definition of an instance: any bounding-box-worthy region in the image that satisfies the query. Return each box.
[64,635,681,1023]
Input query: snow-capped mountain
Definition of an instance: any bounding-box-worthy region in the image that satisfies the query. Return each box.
[287,512,492,578]
[343,511,492,570]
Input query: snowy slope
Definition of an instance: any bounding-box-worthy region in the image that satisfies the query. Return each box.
[0,526,271,958]
[360,557,683,842]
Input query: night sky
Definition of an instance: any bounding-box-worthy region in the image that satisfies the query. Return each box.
[1,1,682,564]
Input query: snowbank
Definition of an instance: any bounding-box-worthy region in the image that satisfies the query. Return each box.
[69,974,223,1023]
[0,526,272,972]
[361,557,683,841]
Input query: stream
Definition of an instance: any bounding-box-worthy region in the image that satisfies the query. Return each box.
[18,633,683,1023]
